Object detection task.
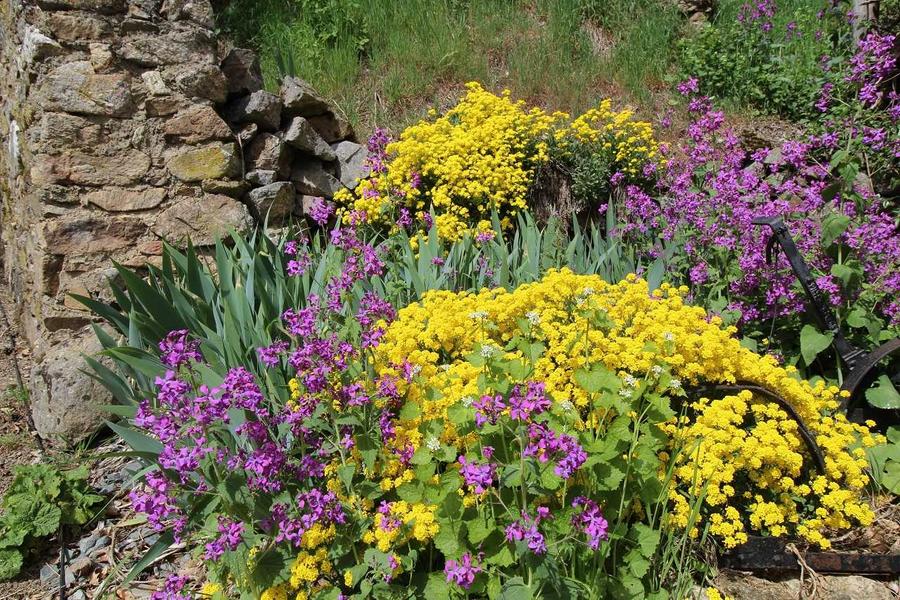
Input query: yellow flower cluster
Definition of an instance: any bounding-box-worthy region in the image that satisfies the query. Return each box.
[374,269,880,548]
[334,83,659,243]
[260,524,337,600]
[555,99,660,178]
[361,500,440,552]
[335,82,560,243]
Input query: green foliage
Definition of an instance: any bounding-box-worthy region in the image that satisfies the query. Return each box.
[868,427,900,494]
[0,464,103,581]
[678,0,841,119]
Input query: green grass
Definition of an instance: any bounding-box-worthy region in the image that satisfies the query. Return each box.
[217,0,684,136]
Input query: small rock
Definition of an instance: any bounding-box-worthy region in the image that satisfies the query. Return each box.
[202,179,249,198]
[331,140,369,189]
[167,143,238,182]
[153,194,251,246]
[227,90,282,131]
[174,64,227,103]
[70,590,87,600]
[78,534,99,556]
[163,105,232,144]
[39,564,57,586]
[248,181,295,222]
[140,70,169,96]
[236,123,258,146]
[89,43,115,72]
[246,169,277,186]
[307,112,356,143]
[284,117,336,161]
[246,133,289,177]
[281,76,330,116]
[90,535,110,554]
[221,48,264,97]
[21,25,63,65]
[292,161,344,197]
[69,555,93,575]
[145,95,182,117]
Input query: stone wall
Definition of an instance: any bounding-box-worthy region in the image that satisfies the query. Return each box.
[0,0,368,443]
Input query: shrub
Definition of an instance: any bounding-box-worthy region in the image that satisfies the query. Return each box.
[335,83,661,244]
[614,83,900,385]
[335,83,563,244]
[678,0,845,120]
[377,269,879,550]
[91,247,880,597]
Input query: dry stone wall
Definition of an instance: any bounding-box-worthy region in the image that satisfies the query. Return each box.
[0,0,368,443]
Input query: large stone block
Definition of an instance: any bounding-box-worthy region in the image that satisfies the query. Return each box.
[163,105,232,144]
[281,76,330,116]
[306,112,356,143]
[43,214,148,254]
[220,47,263,97]
[46,11,113,41]
[36,0,124,13]
[248,181,295,222]
[284,117,336,161]
[84,187,167,211]
[30,329,115,444]
[172,64,227,103]
[38,112,104,150]
[292,161,344,197]
[152,194,252,245]
[332,141,369,189]
[226,90,282,132]
[246,133,289,177]
[35,61,133,117]
[31,150,151,187]
[167,143,238,182]
[115,29,213,66]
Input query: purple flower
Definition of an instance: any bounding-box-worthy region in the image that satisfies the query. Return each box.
[309,197,334,225]
[256,340,289,367]
[159,330,202,368]
[505,509,550,555]
[204,517,245,560]
[523,422,587,479]
[572,497,609,550]
[472,393,505,428]
[508,381,551,421]
[151,574,191,600]
[444,553,482,589]
[458,455,495,494]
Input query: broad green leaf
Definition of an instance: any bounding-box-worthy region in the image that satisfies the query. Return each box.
[575,366,619,394]
[821,214,850,247]
[799,325,833,365]
[500,577,533,600]
[866,375,900,410]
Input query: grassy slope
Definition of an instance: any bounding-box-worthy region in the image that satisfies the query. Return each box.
[218,0,684,136]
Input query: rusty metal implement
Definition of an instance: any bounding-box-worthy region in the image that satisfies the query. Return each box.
[753,216,900,419]
[721,535,900,575]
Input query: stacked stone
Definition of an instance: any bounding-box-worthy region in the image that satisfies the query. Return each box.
[219,51,369,225]
[0,0,367,442]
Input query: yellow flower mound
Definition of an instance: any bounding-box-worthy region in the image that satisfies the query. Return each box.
[375,269,879,548]
[335,83,658,243]
[555,99,660,178]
